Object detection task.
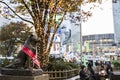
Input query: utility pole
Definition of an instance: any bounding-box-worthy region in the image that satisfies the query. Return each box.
[80,21,82,55]
[79,6,82,58]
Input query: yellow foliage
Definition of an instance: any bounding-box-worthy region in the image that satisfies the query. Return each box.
[0,0,102,67]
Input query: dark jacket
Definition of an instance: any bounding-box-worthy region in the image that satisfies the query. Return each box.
[88,62,95,75]
[106,64,113,75]
[79,69,88,80]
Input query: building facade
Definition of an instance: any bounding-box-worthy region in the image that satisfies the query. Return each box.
[82,34,115,53]
[112,0,120,45]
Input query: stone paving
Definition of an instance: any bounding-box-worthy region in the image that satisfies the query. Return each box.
[113,71,120,75]
[0,69,120,80]
[65,71,120,80]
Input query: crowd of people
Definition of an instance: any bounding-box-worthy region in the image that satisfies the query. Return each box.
[79,60,113,80]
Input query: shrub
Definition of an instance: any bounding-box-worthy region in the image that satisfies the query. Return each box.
[65,62,79,69]
[47,57,79,71]
[112,60,120,68]
[1,58,12,67]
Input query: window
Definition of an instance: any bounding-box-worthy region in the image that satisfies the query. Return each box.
[113,0,117,3]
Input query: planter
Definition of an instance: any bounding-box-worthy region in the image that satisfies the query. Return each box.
[113,67,120,70]
[43,68,79,80]
[0,74,49,80]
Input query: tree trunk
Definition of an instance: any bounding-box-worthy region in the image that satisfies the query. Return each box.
[34,22,49,68]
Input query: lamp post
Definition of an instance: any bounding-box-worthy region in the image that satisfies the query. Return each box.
[78,6,82,59]
[80,21,82,55]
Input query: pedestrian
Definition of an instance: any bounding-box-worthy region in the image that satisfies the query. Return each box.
[95,61,100,73]
[99,63,107,80]
[79,65,89,80]
[87,61,95,75]
[99,62,105,71]
[106,63,113,79]
[87,61,96,80]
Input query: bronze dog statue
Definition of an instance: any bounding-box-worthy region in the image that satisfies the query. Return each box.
[6,34,40,69]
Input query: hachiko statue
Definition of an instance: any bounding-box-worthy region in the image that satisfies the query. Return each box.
[1,34,43,76]
[6,34,40,69]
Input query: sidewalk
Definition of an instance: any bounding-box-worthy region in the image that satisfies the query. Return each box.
[65,75,80,80]
[113,71,120,75]
[65,71,120,80]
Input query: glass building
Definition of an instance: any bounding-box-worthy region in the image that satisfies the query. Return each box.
[112,0,120,45]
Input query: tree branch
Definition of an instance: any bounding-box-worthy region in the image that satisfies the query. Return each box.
[47,1,74,52]
[47,11,67,53]
[0,1,34,25]
[21,0,35,21]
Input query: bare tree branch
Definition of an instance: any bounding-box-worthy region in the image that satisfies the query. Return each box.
[21,0,35,20]
[0,1,34,25]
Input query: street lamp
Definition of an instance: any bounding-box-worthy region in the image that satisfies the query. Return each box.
[77,6,82,58]
[80,20,82,55]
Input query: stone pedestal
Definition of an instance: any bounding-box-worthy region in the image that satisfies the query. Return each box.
[1,68,43,76]
[0,74,49,80]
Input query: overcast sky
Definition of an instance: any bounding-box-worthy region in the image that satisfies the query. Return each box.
[82,0,114,36]
[0,0,114,36]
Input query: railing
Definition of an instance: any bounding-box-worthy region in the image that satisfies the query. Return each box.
[113,67,120,70]
[43,69,79,80]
